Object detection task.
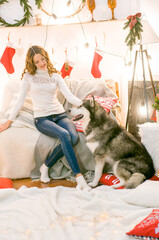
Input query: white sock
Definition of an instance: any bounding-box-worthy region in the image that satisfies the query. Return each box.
[76,175,91,191]
[40,163,50,183]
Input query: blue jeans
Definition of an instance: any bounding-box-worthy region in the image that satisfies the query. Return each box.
[34,112,81,176]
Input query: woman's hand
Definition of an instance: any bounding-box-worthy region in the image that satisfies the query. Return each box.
[0,120,12,133]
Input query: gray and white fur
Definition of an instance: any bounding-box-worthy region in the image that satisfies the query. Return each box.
[69,96,155,189]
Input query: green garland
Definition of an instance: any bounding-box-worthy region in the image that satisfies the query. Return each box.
[35,0,43,9]
[123,13,143,51]
[0,0,42,27]
[152,88,159,111]
[0,0,8,4]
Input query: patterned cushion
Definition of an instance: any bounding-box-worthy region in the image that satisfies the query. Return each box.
[73,96,118,132]
[126,209,159,240]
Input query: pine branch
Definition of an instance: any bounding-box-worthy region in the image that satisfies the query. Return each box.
[35,0,43,9]
[0,0,41,27]
[0,0,8,4]
[123,13,143,51]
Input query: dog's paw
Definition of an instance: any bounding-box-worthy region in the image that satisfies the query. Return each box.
[88,181,98,188]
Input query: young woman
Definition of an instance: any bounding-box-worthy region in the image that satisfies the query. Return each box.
[0,45,91,191]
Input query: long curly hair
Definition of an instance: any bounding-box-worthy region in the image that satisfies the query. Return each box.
[21,45,58,80]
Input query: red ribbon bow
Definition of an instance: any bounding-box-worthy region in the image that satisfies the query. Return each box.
[127,13,141,29]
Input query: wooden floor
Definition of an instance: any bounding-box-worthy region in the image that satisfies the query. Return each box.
[12,178,77,190]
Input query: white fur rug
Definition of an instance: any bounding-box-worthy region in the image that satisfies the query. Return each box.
[0,183,157,240]
[138,122,159,174]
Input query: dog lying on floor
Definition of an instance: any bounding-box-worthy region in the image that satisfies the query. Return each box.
[69,96,155,189]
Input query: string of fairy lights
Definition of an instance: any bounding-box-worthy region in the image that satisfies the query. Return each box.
[41,0,125,63]
[0,0,125,62]
[0,212,111,240]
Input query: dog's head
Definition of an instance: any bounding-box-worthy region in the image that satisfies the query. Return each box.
[68,96,108,128]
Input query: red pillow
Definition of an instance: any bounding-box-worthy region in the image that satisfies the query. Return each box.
[0,177,13,189]
[99,173,125,189]
[126,209,159,239]
[150,175,159,181]
[99,174,159,190]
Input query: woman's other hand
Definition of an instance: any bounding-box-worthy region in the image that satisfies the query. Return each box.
[0,120,12,133]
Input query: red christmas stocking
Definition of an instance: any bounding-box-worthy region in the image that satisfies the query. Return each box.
[0,46,16,74]
[60,60,74,78]
[91,50,103,78]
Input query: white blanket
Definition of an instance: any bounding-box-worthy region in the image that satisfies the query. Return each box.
[0,182,157,240]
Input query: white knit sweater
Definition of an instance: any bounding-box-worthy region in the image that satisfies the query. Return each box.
[9,69,82,121]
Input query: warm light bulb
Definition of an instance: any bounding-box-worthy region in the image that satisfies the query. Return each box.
[84,42,89,48]
[67,0,71,7]
[139,101,147,116]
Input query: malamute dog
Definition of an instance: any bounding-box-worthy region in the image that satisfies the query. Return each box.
[70,96,155,189]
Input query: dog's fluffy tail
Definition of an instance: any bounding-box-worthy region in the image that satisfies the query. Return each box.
[112,172,146,189]
[125,172,146,188]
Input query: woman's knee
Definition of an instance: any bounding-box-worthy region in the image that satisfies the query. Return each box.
[71,132,79,146]
[60,129,79,146]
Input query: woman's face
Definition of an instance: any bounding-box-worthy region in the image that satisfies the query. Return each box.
[33,53,47,70]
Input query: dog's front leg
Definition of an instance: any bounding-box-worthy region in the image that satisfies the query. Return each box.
[88,157,105,187]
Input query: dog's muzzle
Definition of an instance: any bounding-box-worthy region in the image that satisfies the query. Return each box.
[72,114,84,121]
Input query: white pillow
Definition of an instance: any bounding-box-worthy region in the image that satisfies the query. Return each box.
[4,93,33,117]
[138,122,159,174]
[122,180,159,208]
[0,80,20,114]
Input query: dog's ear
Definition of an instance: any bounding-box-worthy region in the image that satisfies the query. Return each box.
[90,95,95,107]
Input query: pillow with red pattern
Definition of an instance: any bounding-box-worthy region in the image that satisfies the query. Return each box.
[99,173,125,189]
[126,209,159,240]
[85,95,118,112]
[73,120,84,133]
[0,177,13,189]
[73,96,118,132]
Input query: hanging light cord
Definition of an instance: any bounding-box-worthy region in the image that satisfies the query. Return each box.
[44,0,55,48]
[71,1,88,44]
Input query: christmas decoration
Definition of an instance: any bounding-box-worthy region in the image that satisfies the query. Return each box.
[35,0,43,8]
[0,46,16,74]
[107,0,117,20]
[152,92,159,111]
[60,60,74,79]
[40,0,86,19]
[86,0,95,21]
[151,90,159,122]
[0,0,8,4]
[91,50,103,78]
[123,13,143,51]
[16,47,25,57]
[0,0,42,27]
[0,0,86,26]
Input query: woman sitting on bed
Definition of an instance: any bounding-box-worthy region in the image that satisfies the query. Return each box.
[0,45,91,191]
